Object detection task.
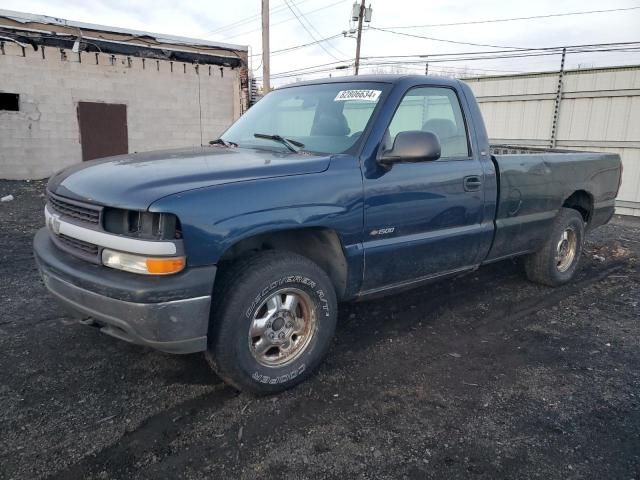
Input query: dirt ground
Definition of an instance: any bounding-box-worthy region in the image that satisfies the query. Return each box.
[1,179,639,480]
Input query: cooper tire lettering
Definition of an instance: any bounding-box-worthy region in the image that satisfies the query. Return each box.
[251,364,306,384]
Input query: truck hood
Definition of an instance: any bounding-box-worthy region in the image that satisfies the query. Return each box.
[48,146,332,210]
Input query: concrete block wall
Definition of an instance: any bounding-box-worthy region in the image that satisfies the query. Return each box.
[0,42,241,179]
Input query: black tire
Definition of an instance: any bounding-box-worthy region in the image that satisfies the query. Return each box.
[524,207,585,287]
[206,250,337,395]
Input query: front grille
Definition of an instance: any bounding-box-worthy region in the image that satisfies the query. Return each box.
[48,192,101,225]
[58,234,99,256]
[50,231,101,264]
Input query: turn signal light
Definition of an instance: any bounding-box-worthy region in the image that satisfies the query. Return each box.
[102,249,185,275]
[146,257,186,275]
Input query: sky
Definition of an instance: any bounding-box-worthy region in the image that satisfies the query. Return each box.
[1,0,639,86]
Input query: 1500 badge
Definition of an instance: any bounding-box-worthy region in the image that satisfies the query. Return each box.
[370,227,395,236]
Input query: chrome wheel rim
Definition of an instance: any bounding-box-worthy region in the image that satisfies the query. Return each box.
[248,288,317,367]
[556,227,578,272]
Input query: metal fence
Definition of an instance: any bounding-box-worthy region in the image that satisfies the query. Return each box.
[464,65,640,216]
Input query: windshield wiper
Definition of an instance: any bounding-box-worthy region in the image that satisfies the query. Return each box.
[209,138,238,147]
[253,133,304,153]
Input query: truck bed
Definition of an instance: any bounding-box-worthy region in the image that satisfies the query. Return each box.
[485,145,621,263]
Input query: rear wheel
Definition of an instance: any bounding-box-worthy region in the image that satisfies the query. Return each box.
[206,251,337,395]
[524,207,585,286]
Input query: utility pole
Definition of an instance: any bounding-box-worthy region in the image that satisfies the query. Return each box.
[262,0,270,92]
[354,0,365,75]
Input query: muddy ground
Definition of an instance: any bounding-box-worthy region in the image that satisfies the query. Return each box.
[0,179,638,480]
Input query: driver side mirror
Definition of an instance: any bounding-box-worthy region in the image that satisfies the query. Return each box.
[378,130,441,166]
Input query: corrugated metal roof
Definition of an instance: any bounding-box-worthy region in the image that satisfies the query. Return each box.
[0,8,247,52]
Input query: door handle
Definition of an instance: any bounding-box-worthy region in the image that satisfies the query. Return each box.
[464,176,482,192]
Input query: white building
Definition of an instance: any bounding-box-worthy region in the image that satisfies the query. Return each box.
[464,65,640,217]
[0,10,249,180]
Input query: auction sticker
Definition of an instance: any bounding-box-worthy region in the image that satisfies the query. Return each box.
[334,89,381,101]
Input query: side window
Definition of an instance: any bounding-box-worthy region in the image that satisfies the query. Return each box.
[387,87,470,159]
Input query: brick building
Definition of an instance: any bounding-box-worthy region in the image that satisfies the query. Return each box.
[0,10,249,179]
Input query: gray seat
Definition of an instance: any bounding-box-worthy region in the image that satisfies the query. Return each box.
[422,118,467,157]
[422,118,457,140]
[311,112,351,136]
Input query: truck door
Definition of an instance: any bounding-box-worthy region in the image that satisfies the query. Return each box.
[361,86,489,293]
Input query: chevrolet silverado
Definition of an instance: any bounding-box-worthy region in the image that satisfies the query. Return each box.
[34,75,622,394]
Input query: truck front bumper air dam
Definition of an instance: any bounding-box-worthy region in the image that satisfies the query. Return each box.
[33,228,216,354]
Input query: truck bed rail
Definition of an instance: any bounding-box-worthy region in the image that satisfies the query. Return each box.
[490,144,583,155]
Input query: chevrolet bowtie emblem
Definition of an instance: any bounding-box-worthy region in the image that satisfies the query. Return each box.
[47,212,61,235]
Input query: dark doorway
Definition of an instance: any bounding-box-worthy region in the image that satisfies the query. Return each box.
[77,102,128,161]
[0,93,19,111]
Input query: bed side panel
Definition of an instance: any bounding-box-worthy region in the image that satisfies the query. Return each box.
[485,151,621,263]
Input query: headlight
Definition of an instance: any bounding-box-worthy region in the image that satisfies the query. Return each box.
[103,208,181,240]
[102,249,185,275]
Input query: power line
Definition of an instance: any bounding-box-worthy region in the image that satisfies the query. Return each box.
[249,21,536,62]
[255,36,640,62]
[283,0,346,61]
[355,46,640,69]
[259,52,640,81]
[377,6,640,30]
[288,0,349,58]
[254,42,640,79]
[359,47,640,66]
[223,0,348,40]
[357,64,529,76]
[245,5,640,71]
[258,58,347,77]
[200,0,313,36]
[356,41,640,63]
[78,1,636,41]
[249,13,542,64]
[251,33,344,57]
[357,63,527,74]
[366,64,528,73]
[201,2,289,36]
[369,26,531,50]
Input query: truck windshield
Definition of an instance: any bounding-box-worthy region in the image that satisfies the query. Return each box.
[221,82,388,155]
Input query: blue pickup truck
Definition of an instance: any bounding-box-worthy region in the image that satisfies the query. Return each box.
[34,75,622,394]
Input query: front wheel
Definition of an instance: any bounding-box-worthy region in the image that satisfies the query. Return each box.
[206,251,337,395]
[524,207,585,286]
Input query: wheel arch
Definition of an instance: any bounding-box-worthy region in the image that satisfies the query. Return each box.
[562,189,594,224]
[217,227,349,300]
